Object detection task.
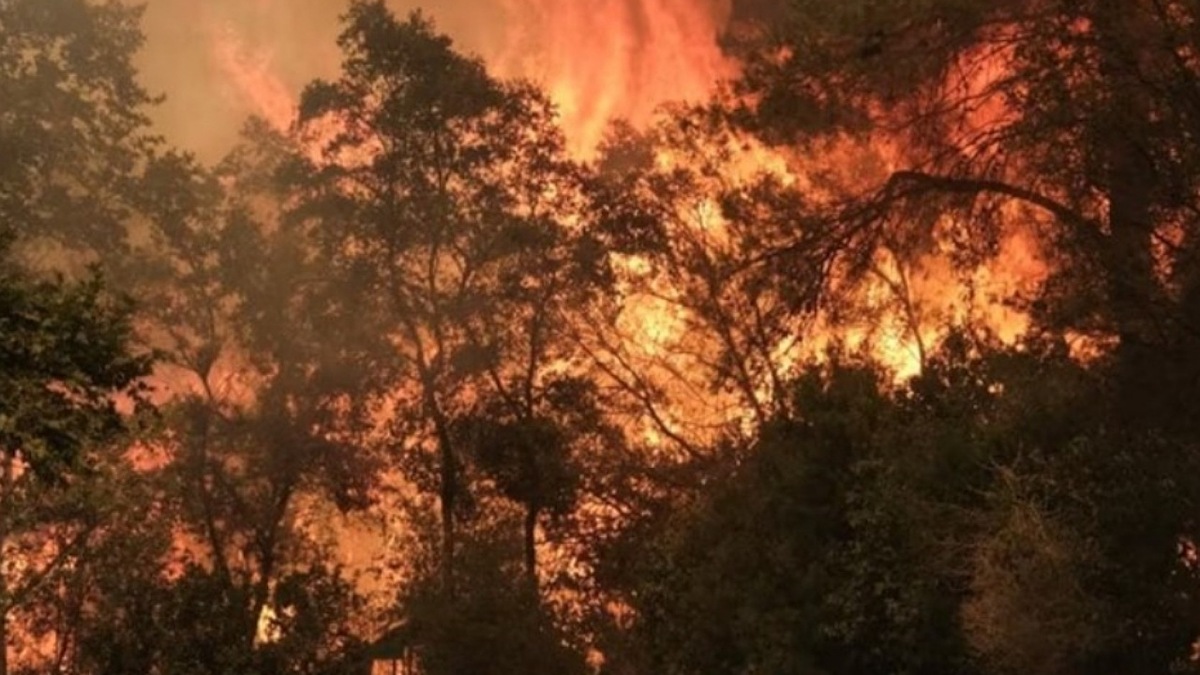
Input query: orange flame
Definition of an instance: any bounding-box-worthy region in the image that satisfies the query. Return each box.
[193,1,1057,407]
[202,0,737,157]
[489,0,737,154]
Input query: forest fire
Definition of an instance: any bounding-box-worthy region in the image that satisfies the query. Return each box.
[7,0,1200,673]
[190,0,1048,625]
[200,0,1044,397]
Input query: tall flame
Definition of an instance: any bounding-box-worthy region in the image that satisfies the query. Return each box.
[488,0,736,153]
[198,0,737,155]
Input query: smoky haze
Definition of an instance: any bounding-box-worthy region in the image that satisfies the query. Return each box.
[139,0,500,160]
[137,0,743,160]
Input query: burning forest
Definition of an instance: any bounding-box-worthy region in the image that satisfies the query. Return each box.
[3,0,1200,673]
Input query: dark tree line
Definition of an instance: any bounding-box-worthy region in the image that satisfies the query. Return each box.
[4,0,1200,673]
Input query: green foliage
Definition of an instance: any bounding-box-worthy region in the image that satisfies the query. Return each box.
[0,0,154,254]
[72,562,366,675]
[611,363,976,675]
[607,332,1200,674]
[0,253,153,674]
[458,375,616,520]
[258,566,370,675]
[0,267,150,480]
[400,530,589,675]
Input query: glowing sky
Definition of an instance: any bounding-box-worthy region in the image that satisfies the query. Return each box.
[136,0,734,160]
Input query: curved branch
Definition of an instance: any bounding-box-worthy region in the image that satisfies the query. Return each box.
[886,170,1094,229]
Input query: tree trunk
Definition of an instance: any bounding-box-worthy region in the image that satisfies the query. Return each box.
[1095,3,1163,426]
[425,393,456,596]
[411,349,457,596]
[524,504,539,596]
[441,469,455,594]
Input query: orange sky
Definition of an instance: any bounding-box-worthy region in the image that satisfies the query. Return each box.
[137,0,735,159]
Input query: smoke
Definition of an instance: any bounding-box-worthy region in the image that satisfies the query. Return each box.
[136,0,740,159]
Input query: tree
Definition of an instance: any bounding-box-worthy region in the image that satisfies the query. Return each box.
[604,362,978,675]
[0,0,155,259]
[725,4,1200,666]
[39,462,172,675]
[733,0,1200,427]
[0,261,151,674]
[397,522,589,675]
[599,328,1198,675]
[295,1,591,592]
[457,374,620,592]
[112,125,378,672]
[576,112,828,459]
[0,3,170,670]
